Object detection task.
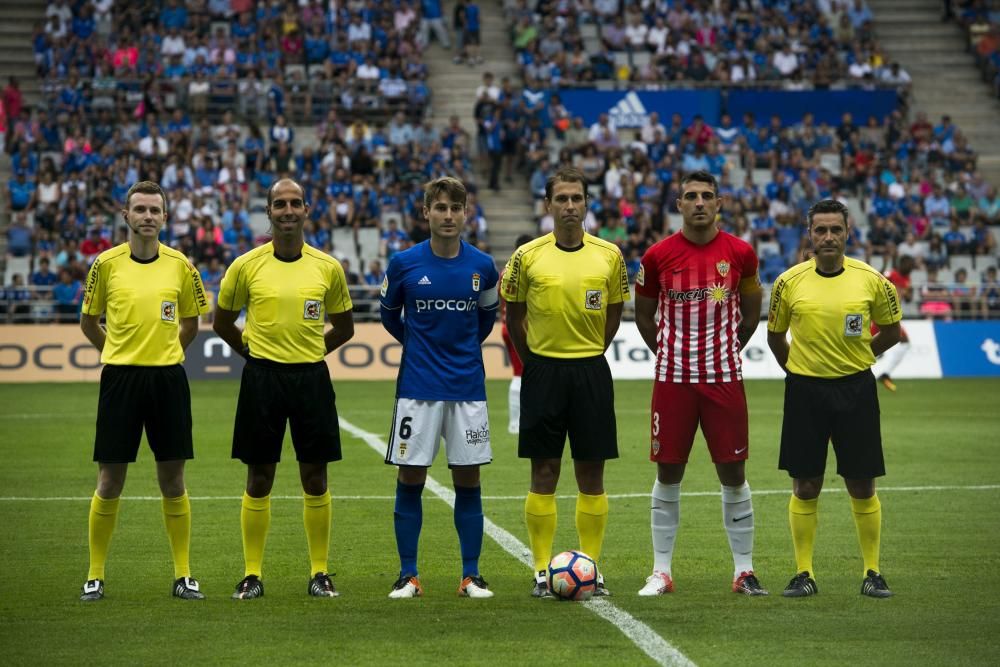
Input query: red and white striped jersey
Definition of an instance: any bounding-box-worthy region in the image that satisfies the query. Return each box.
[636,231,759,383]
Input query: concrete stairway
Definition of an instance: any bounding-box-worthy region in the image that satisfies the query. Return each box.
[0,0,44,110]
[870,0,1000,184]
[0,0,45,262]
[422,1,536,266]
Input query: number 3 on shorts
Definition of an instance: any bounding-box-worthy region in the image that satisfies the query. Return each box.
[652,412,660,437]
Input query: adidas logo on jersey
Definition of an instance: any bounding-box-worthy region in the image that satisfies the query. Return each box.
[418,276,432,285]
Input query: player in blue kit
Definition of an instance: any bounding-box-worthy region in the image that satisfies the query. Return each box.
[380,177,500,599]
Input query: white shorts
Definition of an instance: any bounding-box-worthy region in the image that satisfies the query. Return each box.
[385,399,492,467]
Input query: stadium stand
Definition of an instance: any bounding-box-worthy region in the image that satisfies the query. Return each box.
[1,0,998,324]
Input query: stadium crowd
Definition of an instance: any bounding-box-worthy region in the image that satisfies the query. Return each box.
[2,0,1000,324]
[2,0,491,323]
[480,0,1000,319]
[955,0,1000,99]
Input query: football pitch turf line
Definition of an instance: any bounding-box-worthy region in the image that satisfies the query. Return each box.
[5,484,999,503]
[337,417,698,667]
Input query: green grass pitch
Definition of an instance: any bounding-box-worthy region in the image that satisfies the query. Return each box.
[2,379,999,666]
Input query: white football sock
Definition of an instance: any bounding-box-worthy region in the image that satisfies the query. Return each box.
[508,376,521,433]
[651,479,681,575]
[722,482,754,577]
[880,341,910,377]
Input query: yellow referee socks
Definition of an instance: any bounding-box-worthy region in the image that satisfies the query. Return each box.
[788,495,818,578]
[162,493,192,579]
[87,493,120,581]
[525,492,557,573]
[241,493,271,578]
[575,492,609,563]
[850,494,882,575]
[303,490,332,577]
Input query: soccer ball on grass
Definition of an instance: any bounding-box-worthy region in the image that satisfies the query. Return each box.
[547,550,598,601]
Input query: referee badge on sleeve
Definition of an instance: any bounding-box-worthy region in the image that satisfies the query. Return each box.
[304,300,322,320]
[844,313,863,336]
[161,301,176,321]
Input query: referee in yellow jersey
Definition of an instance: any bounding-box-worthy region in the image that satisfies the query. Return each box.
[213,178,355,600]
[767,199,901,599]
[79,181,210,601]
[501,167,629,598]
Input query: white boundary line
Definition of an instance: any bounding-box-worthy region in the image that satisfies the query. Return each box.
[337,418,696,667]
[4,485,998,503]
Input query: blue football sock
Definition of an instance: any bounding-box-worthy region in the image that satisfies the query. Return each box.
[394,480,424,578]
[454,484,484,578]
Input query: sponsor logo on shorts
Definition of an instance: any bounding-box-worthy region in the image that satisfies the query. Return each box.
[465,425,490,446]
[472,272,481,292]
[161,301,176,321]
[585,289,603,310]
[844,313,863,336]
[716,260,730,277]
[651,438,660,455]
[304,299,322,320]
[380,275,388,298]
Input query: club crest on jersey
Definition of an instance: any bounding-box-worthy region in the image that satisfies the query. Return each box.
[161,301,176,321]
[585,289,603,310]
[304,299,322,320]
[472,272,481,292]
[844,313,863,336]
[716,260,730,277]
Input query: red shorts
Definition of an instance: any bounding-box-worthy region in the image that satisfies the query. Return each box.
[650,381,749,464]
[501,324,523,376]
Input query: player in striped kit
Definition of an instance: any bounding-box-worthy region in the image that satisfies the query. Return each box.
[633,171,767,596]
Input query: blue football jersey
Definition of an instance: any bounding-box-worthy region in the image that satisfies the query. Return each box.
[381,240,499,400]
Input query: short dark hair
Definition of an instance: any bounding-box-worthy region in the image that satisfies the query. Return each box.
[124,180,167,214]
[267,178,306,208]
[422,176,467,209]
[807,199,849,227]
[544,166,588,201]
[679,170,718,195]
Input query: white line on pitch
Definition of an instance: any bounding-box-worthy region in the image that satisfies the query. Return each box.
[2,484,997,503]
[338,417,696,667]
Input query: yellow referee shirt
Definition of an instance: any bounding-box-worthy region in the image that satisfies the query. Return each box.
[82,243,210,366]
[217,242,353,363]
[767,257,902,378]
[500,233,629,359]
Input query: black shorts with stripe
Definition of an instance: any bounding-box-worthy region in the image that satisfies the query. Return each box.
[518,352,619,462]
[93,364,193,463]
[232,356,342,465]
[778,369,885,479]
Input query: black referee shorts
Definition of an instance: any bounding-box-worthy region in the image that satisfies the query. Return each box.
[93,364,193,463]
[232,356,342,465]
[518,352,619,462]
[778,369,885,480]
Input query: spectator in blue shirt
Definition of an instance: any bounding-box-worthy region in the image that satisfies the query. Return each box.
[3,273,32,323]
[52,267,82,323]
[31,257,58,293]
[8,172,35,211]
[420,0,451,49]
[160,0,189,30]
